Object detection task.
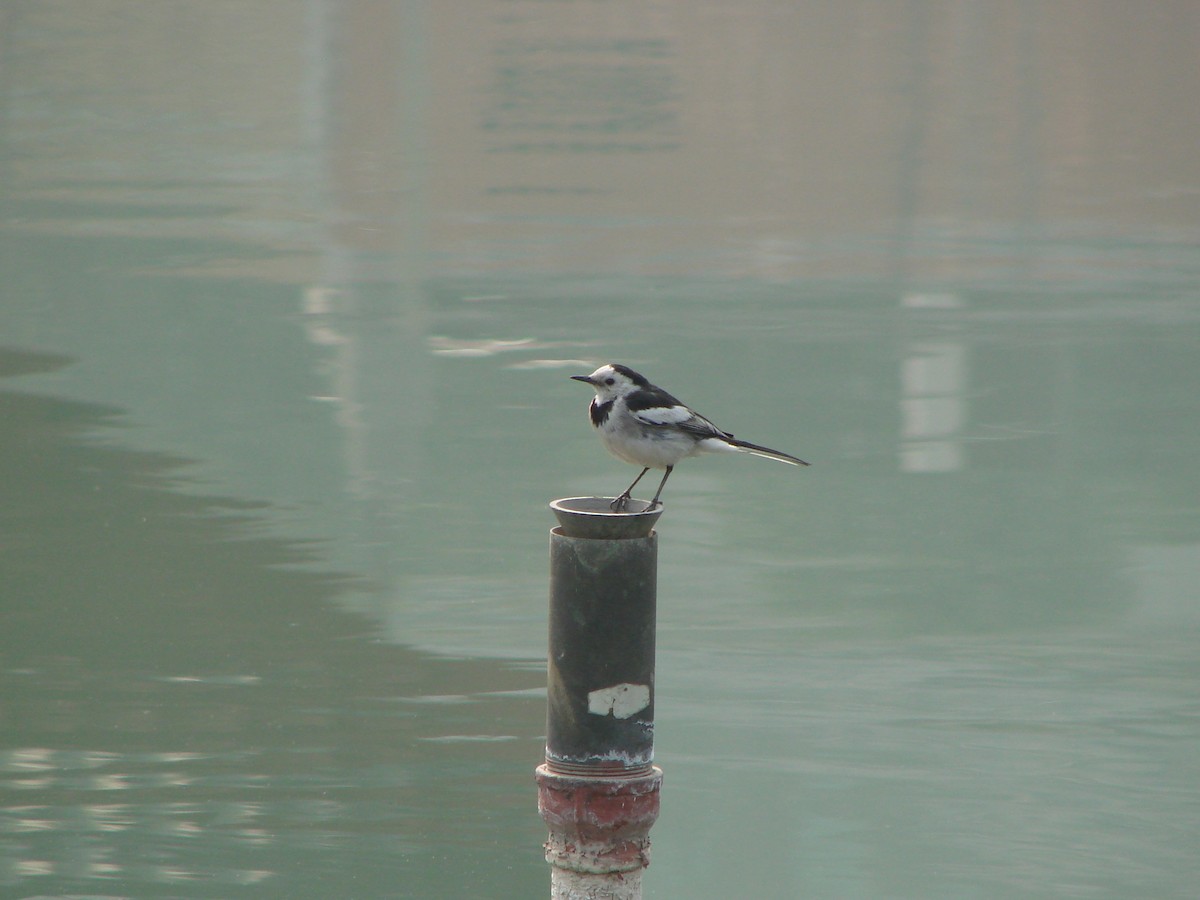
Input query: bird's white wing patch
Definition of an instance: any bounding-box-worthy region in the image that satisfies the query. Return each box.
[632,404,693,426]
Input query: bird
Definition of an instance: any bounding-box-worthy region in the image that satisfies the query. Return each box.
[571,363,809,510]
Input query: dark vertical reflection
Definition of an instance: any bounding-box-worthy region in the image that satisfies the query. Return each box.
[0,347,546,898]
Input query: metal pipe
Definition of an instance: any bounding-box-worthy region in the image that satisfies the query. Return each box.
[537,497,665,899]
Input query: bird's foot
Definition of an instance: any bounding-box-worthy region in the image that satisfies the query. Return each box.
[609,493,632,511]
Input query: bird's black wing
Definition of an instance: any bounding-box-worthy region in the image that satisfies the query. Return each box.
[626,388,731,440]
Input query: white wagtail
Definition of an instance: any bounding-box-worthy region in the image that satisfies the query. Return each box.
[571,363,809,510]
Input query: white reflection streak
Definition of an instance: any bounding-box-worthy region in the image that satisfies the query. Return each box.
[86,803,135,831]
[4,746,55,770]
[16,859,54,876]
[9,815,54,832]
[86,773,130,791]
[899,293,967,473]
[427,335,539,356]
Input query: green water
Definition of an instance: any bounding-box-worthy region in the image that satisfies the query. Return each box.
[2,4,1198,898]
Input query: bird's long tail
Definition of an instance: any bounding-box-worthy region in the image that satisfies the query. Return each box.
[726,438,810,467]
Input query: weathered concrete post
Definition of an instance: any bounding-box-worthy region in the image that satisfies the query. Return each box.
[537,497,665,899]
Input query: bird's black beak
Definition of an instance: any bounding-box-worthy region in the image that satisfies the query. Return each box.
[570,375,595,385]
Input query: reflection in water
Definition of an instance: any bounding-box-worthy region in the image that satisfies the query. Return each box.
[899,291,969,473]
[0,350,547,896]
[483,34,679,155]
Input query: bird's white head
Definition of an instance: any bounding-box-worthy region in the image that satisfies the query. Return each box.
[570,363,649,401]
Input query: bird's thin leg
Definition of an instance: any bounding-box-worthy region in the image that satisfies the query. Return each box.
[648,466,673,509]
[611,467,650,511]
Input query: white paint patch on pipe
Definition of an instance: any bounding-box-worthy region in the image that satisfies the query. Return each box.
[588,683,651,719]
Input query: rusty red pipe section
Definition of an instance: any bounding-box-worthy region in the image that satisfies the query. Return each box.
[536,767,662,878]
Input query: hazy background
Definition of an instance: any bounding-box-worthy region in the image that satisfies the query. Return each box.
[2,2,1198,897]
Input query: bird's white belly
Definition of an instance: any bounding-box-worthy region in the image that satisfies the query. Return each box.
[599,422,698,469]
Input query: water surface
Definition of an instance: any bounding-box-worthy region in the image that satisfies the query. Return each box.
[2,3,1198,898]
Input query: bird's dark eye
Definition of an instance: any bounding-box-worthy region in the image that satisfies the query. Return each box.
[605,378,615,386]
